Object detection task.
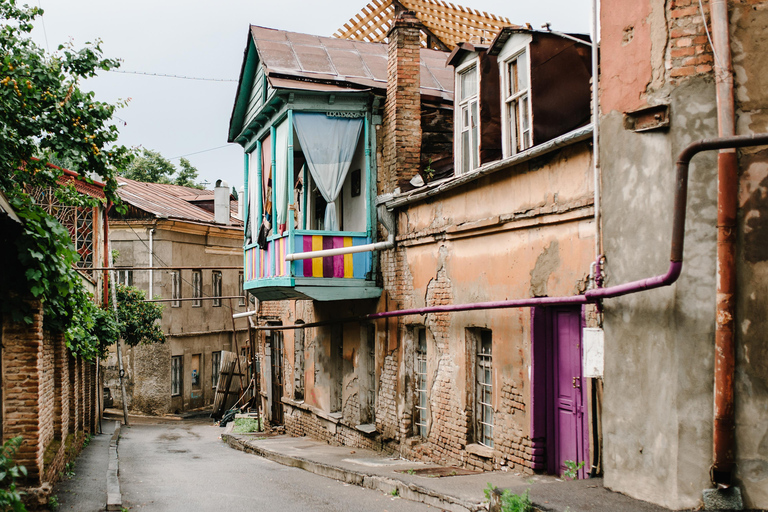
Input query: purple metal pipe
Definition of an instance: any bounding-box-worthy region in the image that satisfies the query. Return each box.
[364,134,768,321]
[366,295,588,320]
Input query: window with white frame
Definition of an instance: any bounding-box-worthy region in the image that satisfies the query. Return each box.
[212,271,222,307]
[475,329,493,448]
[171,270,181,308]
[414,327,429,438]
[116,269,133,287]
[171,356,183,396]
[504,50,531,155]
[192,270,202,307]
[457,63,479,174]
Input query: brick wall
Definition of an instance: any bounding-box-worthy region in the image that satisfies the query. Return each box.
[2,299,45,480]
[284,403,390,453]
[384,10,422,191]
[668,0,714,81]
[68,353,80,435]
[39,331,55,461]
[53,332,69,441]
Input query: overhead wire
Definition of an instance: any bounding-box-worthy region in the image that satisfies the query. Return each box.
[107,69,237,82]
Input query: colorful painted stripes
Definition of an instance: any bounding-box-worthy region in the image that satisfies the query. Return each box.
[244,234,371,282]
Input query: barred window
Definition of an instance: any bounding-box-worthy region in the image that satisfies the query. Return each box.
[192,270,202,307]
[476,330,493,448]
[171,271,181,308]
[414,327,429,438]
[212,271,222,307]
[211,351,221,388]
[171,356,183,396]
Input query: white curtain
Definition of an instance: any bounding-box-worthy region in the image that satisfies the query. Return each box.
[274,119,289,229]
[248,151,259,242]
[293,113,363,231]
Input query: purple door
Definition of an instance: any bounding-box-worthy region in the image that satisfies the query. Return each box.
[551,308,587,477]
[531,306,589,479]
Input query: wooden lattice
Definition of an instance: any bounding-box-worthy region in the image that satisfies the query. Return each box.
[333,0,512,50]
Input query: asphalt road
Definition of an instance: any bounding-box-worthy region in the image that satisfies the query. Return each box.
[118,418,438,512]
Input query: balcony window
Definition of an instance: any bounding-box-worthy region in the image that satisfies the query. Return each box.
[504,50,531,155]
[457,64,479,174]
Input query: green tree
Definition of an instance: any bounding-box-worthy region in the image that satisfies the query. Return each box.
[0,0,130,358]
[175,157,203,188]
[112,285,165,347]
[122,148,175,184]
[123,149,204,189]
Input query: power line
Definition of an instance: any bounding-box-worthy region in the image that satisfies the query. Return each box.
[107,69,237,82]
[169,144,232,160]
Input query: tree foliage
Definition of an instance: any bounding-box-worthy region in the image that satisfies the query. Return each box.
[112,285,165,347]
[0,0,129,359]
[123,149,203,189]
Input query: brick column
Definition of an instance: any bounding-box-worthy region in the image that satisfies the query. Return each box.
[53,332,70,441]
[2,299,45,482]
[384,10,423,191]
[39,331,55,455]
[76,357,84,435]
[68,353,80,435]
[83,359,92,434]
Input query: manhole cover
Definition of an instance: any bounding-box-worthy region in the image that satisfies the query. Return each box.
[397,466,482,477]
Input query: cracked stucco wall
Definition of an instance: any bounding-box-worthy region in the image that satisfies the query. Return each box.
[599,0,768,509]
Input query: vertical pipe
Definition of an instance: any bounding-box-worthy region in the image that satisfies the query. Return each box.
[148,227,154,299]
[709,0,736,485]
[591,0,602,261]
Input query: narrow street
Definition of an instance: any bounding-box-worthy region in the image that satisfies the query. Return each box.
[114,417,437,512]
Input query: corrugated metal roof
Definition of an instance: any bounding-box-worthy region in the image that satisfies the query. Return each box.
[116,178,242,227]
[251,26,453,101]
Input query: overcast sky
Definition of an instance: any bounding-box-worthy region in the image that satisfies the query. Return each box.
[30,0,591,191]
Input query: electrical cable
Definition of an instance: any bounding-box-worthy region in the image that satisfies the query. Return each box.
[107,69,237,82]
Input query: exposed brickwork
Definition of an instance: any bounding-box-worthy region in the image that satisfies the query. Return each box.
[39,331,55,461]
[375,351,399,440]
[53,332,70,441]
[668,0,715,82]
[2,299,45,480]
[68,353,80,435]
[284,403,392,453]
[384,11,422,192]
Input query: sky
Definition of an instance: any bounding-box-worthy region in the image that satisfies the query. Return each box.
[30,0,591,192]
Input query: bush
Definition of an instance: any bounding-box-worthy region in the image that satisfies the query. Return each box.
[0,437,28,512]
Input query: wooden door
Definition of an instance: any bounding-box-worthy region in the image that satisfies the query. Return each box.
[270,331,284,425]
[546,307,589,478]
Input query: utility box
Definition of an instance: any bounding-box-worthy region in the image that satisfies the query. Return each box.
[583,328,604,378]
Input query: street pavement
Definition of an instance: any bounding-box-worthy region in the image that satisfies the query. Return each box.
[54,420,116,511]
[117,417,437,511]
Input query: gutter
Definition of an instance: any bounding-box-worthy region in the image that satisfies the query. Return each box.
[384,124,593,209]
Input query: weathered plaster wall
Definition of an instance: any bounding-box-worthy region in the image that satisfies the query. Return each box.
[382,142,595,470]
[731,1,768,507]
[600,79,718,510]
[600,0,768,509]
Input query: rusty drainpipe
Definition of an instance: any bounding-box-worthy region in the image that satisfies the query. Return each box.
[709,0,738,487]
[103,201,112,307]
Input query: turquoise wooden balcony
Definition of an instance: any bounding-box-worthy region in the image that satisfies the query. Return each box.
[243,231,381,301]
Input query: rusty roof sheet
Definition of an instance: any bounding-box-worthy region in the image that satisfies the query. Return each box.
[116,178,242,227]
[250,25,453,100]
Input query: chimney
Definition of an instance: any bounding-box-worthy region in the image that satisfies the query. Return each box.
[214,179,230,225]
[385,10,422,191]
[237,185,245,221]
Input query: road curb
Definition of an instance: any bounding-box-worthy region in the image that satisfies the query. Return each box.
[106,421,122,511]
[221,433,484,512]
